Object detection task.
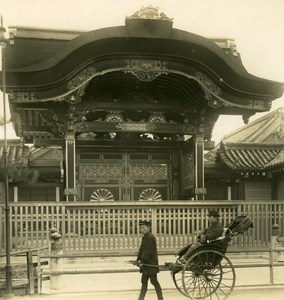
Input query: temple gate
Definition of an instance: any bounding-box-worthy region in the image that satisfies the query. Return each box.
[1,6,283,202]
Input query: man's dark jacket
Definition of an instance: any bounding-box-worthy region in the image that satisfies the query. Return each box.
[198,220,224,243]
[137,231,159,274]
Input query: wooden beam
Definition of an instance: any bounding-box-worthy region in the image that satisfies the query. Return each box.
[79,100,178,111]
[33,138,64,148]
[75,121,197,134]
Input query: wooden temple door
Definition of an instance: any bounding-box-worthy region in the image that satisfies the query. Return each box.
[78,151,171,201]
[127,152,171,201]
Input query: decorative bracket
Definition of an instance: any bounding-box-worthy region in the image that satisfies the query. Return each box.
[67,66,96,90]
[124,59,168,82]
[65,134,75,144]
[195,72,223,108]
[9,91,37,103]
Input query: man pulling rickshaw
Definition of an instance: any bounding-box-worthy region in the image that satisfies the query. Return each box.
[130,209,253,300]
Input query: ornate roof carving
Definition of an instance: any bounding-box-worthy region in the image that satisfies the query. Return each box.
[126,5,173,21]
[124,59,168,82]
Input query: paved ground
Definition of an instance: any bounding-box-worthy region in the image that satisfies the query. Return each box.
[6,286,284,300]
[2,253,284,299]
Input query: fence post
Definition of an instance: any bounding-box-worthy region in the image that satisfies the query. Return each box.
[271,223,280,261]
[269,223,279,284]
[26,249,35,294]
[49,227,63,290]
[61,205,66,252]
[277,236,284,261]
[151,206,157,236]
[36,249,42,294]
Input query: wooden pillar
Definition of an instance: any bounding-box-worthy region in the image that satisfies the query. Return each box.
[55,187,60,202]
[271,176,277,200]
[227,186,232,201]
[13,186,18,202]
[64,103,77,201]
[65,133,77,201]
[194,135,206,200]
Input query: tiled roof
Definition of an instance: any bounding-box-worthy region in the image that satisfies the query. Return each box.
[216,108,284,172]
[223,108,284,144]
[0,139,29,165]
[265,149,284,169]
[218,142,282,171]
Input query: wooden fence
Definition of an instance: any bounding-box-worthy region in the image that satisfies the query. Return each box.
[0,201,283,253]
[0,247,49,295]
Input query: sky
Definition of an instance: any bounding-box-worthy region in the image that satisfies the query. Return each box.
[0,0,284,142]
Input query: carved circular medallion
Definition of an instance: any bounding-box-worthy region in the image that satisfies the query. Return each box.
[90,188,114,201]
[139,188,162,201]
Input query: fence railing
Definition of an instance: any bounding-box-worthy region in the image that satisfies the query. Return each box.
[0,201,284,253]
[0,247,49,295]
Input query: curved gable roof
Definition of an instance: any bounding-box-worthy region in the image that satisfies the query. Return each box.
[1,6,283,143]
[3,17,283,100]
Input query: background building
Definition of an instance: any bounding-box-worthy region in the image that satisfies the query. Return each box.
[205,107,284,201]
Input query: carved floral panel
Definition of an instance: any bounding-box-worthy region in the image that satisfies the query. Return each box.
[80,163,123,180]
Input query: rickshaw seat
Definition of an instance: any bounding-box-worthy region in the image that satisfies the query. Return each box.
[176,215,253,257]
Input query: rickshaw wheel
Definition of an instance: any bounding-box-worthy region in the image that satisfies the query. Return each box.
[182,249,235,300]
[171,257,191,297]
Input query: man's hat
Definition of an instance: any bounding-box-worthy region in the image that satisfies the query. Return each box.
[207,209,220,217]
[139,220,151,226]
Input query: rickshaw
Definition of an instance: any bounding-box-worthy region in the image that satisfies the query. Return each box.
[131,215,253,300]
